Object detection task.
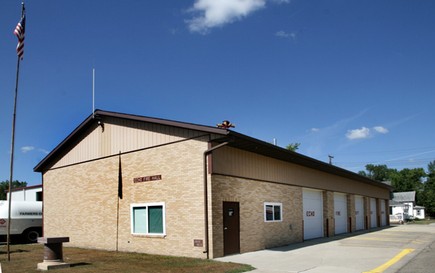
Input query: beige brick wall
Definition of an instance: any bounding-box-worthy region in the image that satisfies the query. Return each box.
[210,175,303,258]
[347,194,356,232]
[43,156,118,250]
[323,191,334,237]
[364,197,370,229]
[376,199,381,228]
[43,139,209,258]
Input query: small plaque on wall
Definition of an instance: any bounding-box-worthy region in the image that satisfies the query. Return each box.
[133,175,162,183]
[193,239,203,247]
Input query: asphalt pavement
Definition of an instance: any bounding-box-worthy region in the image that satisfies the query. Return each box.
[215,224,435,273]
[397,236,435,273]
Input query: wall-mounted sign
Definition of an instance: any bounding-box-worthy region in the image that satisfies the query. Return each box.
[133,175,162,183]
[306,211,315,217]
[193,239,203,247]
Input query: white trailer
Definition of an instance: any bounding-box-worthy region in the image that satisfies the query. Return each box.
[7,184,42,202]
[0,200,42,242]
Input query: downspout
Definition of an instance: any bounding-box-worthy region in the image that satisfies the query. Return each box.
[203,141,230,259]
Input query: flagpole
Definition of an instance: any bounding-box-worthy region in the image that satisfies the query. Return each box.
[7,56,20,262]
[7,2,25,261]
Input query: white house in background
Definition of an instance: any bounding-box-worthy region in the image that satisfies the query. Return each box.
[414,205,425,219]
[6,184,42,202]
[390,191,425,221]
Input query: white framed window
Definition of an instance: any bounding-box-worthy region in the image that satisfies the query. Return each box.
[264,202,282,222]
[131,202,166,236]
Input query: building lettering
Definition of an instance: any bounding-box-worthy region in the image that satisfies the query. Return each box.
[306,211,315,217]
[133,175,162,183]
[19,212,42,216]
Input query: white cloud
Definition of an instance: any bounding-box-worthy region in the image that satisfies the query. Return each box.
[20,146,49,154]
[187,0,266,33]
[187,0,290,34]
[21,146,35,153]
[345,127,370,140]
[373,126,389,134]
[270,0,291,4]
[301,110,368,158]
[275,30,296,40]
[38,148,50,154]
[345,126,389,140]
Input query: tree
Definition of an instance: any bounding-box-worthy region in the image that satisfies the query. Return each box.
[0,180,27,200]
[359,163,433,217]
[420,161,435,217]
[390,168,426,194]
[286,143,300,152]
[358,164,396,182]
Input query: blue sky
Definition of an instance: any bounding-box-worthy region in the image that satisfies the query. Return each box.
[1,0,435,186]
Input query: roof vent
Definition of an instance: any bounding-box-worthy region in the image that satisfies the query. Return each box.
[217,120,235,129]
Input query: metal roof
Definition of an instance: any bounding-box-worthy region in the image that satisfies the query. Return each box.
[33,110,393,191]
[5,184,42,193]
[392,191,416,202]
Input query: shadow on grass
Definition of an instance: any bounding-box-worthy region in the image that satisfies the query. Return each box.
[0,248,30,255]
[70,262,92,268]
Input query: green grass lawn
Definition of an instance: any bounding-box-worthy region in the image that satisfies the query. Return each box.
[0,244,254,273]
[410,218,435,225]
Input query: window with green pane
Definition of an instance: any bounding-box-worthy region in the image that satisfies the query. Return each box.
[148,206,163,234]
[131,203,165,235]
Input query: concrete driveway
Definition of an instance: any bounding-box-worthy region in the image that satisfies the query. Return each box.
[215,224,435,273]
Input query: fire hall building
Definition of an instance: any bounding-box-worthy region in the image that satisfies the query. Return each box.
[34,110,392,258]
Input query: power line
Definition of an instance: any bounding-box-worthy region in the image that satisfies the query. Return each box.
[337,158,434,172]
[336,157,435,166]
[331,146,435,157]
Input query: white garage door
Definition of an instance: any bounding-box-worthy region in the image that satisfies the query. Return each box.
[355,196,365,231]
[380,199,387,226]
[303,189,323,240]
[334,193,347,235]
[370,198,377,228]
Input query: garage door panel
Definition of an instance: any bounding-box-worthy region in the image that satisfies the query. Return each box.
[303,189,323,240]
[334,193,347,235]
[355,196,364,231]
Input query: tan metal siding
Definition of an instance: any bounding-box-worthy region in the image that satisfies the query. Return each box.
[52,124,101,168]
[52,117,209,169]
[212,146,389,199]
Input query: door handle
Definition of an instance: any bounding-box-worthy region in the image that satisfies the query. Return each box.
[224,227,228,230]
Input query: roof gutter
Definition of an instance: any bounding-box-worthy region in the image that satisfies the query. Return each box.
[203,141,230,259]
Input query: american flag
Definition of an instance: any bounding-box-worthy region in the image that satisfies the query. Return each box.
[14,15,26,60]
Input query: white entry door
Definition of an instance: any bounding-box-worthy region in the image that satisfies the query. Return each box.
[355,196,365,231]
[370,198,377,228]
[303,189,323,240]
[334,193,347,234]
